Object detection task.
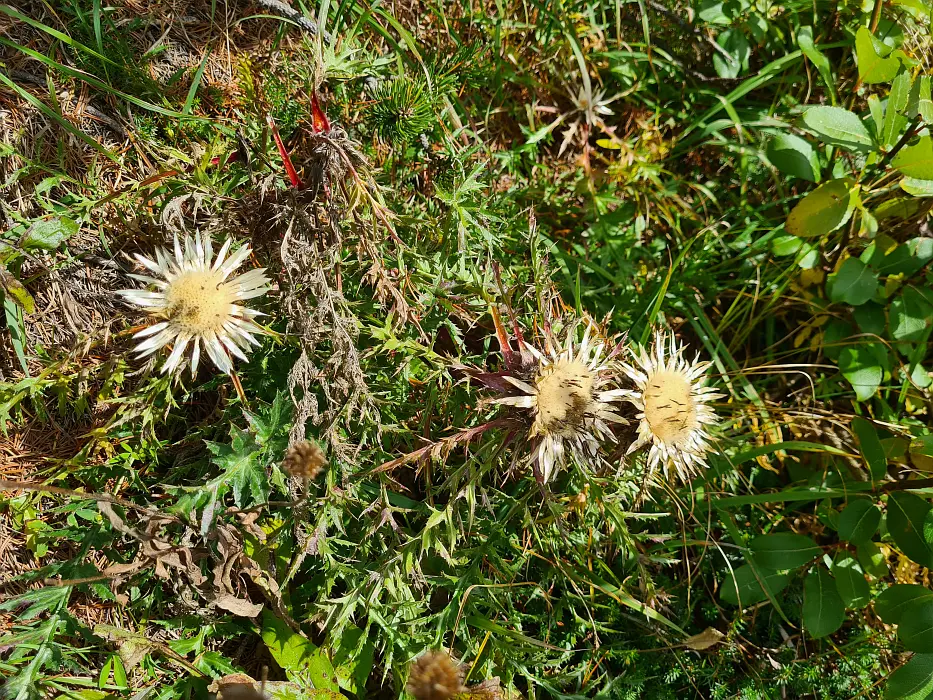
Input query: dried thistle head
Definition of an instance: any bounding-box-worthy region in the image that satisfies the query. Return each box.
[491,323,628,483]
[406,651,464,700]
[620,331,723,482]
[282,440,326,480]
[117,232,271,375]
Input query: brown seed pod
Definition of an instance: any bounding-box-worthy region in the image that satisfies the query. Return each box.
[406,651,464,700]
[281,440,326,480]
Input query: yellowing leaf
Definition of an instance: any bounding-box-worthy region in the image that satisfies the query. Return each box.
[786,179,858,238]
[685,627,725,650]
[892,136,933,179]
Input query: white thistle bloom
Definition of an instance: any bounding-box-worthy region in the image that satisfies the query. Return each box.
[118,232,271,375]
[493,324,628,483]
[620,331,723,482]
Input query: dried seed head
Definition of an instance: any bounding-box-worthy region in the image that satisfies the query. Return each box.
[642,369,697,444]
[620,331,723,482]
[533,359,596,438]
[491,324,628,483]
[406,651,464,700]
[282,441,326,480]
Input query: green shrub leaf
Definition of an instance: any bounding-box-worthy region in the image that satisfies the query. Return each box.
[803,567,845,637]
[827,258,878,306]
[876,585,933,625]
[749,533,821,570]
[885,653,933,699]
[830,552,870,609]
[800,106,873,151]
[900,602,933,652]
[720,564,792,606]
[766,133,821,182]
[838,500,882,542]
[888,492,933,568]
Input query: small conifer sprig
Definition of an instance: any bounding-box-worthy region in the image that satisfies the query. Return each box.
[368,77,435,145]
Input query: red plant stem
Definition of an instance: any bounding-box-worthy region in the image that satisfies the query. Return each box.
[266,114,302,189]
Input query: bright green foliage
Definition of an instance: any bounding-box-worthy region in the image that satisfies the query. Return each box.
[1,0,932,698]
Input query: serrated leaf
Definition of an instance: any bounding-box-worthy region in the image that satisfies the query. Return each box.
[206,426,267,508]
[894,137,933,179]
[827,257,878,306]
[856,26,907,84]
[245,390,292,455]
[801,106,874,152]
[803,567,845,637]
[888,492,933,568]
[766,133,821,182]
[839,500,882,542]
[786,179,858,238]
[332,627,375,695]
[0,585,70,619]
[749,533,821,570]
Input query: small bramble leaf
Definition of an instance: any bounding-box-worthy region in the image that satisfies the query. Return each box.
[712,29,750,79]
[827,258,879,306]
[889,288,933,343]
[838,343,887,401]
